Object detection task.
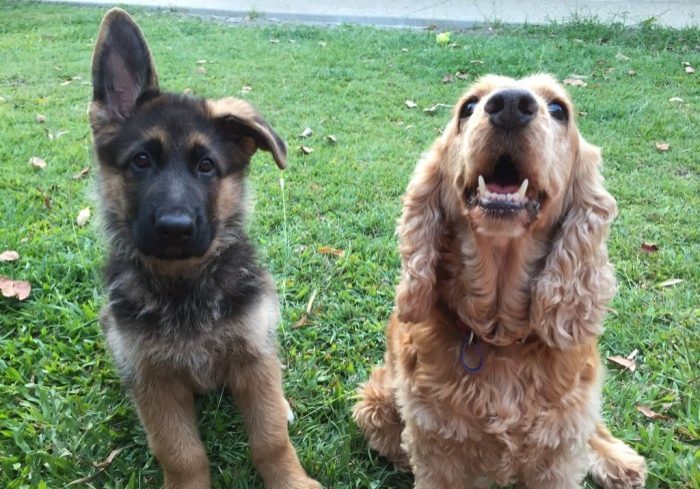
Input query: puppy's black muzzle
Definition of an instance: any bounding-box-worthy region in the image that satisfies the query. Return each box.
[484,88,537,130]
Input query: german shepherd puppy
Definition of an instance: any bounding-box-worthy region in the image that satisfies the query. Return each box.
[89,9,321,489]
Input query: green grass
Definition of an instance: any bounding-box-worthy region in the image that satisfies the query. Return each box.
[0,1,698,487]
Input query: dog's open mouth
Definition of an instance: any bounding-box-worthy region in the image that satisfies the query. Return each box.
[467,155,542,218]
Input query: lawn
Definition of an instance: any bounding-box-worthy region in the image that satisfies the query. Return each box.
[0,1,698,488]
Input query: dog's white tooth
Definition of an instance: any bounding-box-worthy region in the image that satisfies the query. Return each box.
[478,175,487,195]
[517,179,529,198]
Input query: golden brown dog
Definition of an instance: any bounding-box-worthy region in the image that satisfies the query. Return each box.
[89,9,320,489]
[353,75,646,489]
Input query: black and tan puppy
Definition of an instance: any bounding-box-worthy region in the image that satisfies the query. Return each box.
[89,9,320,489]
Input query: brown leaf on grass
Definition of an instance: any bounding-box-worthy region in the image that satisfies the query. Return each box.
[0,276,31,300]
[293,289,318,328]
[636,405,673,421]
[196,66,207,74]
[563,78,587,87]
[605,67,616,75]
[299,127,313,138]
[60,80,72,86]
[269,38,280,44]
[76,207,91,227]
[657,278,682,288]
[668,97,683,103]
[300,145,314,155]
[405,100,418,109]
[655,142,670,151]
[578,111,588,117]
[72,166,90,180]
[326,135,337,144]
[318,41,327,47]
[683,61,695,74]
[48,130,68,140]
[615,52,630,61]
[455,71,469,80]
[470,60,485,65]
[36,114,46,123]
[29,156,46,169]
[317,246,344,257]
[241,85,252,94]
[195,59,207,65]
[68,447,127,486]
[0,251,20,262]
[626,70,637,76]
[442,74,454,83]
[640,242,659,254]
[401,48,409,53]
[607,355,636,372]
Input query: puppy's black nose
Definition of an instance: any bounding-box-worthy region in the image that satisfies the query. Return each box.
[155,212,195,241]
[484,89,538,129]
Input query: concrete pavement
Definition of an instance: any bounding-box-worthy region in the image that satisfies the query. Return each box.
[45,0,699,28]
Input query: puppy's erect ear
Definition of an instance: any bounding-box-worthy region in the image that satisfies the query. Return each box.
[531,136,618,349]
[395,143,446,324]
[89,8,158,128]
[208,97,287,170]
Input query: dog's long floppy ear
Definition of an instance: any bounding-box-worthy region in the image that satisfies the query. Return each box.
[208,97,287,170]
[395,144,445,323]
[89,8,158,130]
[532,137,618,349]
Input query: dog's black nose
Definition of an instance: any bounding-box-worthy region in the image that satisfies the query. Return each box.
[155,212,195,241]
[484,89,538,129]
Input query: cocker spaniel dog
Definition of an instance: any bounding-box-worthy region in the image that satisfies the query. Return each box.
[353,75,647,489]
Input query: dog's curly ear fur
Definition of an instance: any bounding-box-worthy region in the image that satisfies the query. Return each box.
[532,137,618,349]
[208,98,287,170]
[396,144,445,323]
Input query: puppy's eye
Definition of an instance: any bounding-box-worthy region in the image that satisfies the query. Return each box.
[197,157,216,174]
[131,152,152,169]
[460,98,479,119]
[547,101,568,122]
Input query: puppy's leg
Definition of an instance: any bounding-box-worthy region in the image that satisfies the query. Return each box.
[352,364,409,470]
[132,379,210,489]
[229,354,321,489]
[588,422,646,489]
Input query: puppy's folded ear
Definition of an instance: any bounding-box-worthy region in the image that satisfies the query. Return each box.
[208,97,287,170]
[532,136,618,349]
[395,144,445,324]
[89,8,159,129]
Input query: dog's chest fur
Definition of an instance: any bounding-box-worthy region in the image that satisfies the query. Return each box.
[100,241,279,390]
[392,319,601,483]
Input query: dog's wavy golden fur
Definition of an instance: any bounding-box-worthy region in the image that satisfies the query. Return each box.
[353,75,646,488]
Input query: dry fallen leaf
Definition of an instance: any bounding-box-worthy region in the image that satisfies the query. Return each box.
[405,100,418,109]
[0,276,31,301]
[76,207,91,227]
[326,135,337,144]
[401,48,409,53]
[0,250,20,262]
[423,103,452,113]
[470,60,485,65]
[72,166,90,180]
[578,111,588,117]
[615,52,630,61]
[241,85,252,94]
[299,127,313,138]
[563,78,587,87]
[626,70,637,76]
[196,66,207,74]
[668,97,683,103]
[636,405,672,421]
[442,74,454,84]
[48,130,68,140]
[683,62,695,74]
[318,41,327,47]
[195,59,207,65]
[655,142,670,152]
[607,355,636,372]
[300,145,314,155]
[640,242,659,254]
[657,278,682,288]
[68,446,127,486]
[29,156,46,169]
[36,114,46,123]
[269,39,280,44]
[293,289,318,328]
[60,80,72,86]
[317,245,344,257]
[455,71,469,80]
